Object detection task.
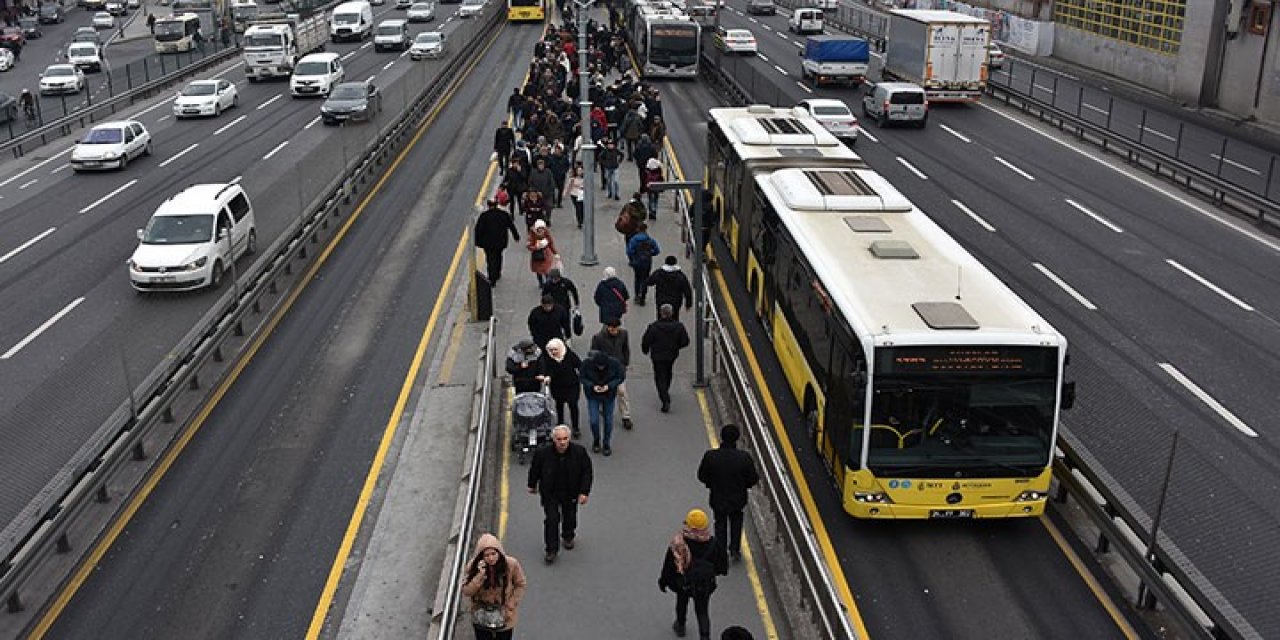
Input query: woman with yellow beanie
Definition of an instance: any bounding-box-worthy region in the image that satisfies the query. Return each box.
[658,508,728,639]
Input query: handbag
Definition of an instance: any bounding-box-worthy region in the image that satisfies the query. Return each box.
[572,308,584,336]
[471,603,505,630]
[531,247,546,262]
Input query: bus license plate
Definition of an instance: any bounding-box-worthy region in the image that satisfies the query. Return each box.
[930,509,973,519]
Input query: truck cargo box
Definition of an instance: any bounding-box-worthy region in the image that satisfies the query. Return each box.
[804,35,869,63]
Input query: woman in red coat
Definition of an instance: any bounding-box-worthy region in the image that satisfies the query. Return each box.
[527,219,558,286]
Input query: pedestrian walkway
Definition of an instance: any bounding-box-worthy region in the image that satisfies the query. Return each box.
[487,147,778,639]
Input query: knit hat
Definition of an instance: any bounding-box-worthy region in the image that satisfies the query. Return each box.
[646,158,661,170]
[665,255,678,266]
[533,219,547,230]
[720,424,740,444]
[685,509,709,530]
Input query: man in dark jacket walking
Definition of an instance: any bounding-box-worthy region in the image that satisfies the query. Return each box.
[474,199,521,285]
[645,256,693,320]
[494,122,515,176]
[580,349,625,455]
[528,295,571,348]
[641,304,690,413]
[589,318,632,429]
[528,156,559,211]
[528,425,593,563]
[696,424,760,561]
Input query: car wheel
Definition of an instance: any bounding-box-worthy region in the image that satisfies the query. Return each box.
[232,95,239,108]
[209,260,223,288]
[214,102,221,116]
[143,141,152,156]
[118,153,128,169]
[245,229,257,256]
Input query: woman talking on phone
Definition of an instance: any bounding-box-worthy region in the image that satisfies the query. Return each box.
[461,533,527,639]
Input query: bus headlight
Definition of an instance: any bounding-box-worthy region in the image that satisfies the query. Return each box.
[1015,490,1047,502]
[853,492,893,504]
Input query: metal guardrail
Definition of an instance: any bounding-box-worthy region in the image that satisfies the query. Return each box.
[0,7,506,633]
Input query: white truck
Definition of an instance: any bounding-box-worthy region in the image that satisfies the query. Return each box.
[242,12,327,82]
[882,9,989,103]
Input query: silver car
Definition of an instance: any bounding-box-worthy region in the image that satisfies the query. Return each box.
[861,82,928,128]
[795,98,859,143]
[409,30,444,59]
[406,1,435,21]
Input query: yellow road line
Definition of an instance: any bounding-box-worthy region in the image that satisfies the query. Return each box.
[435,318,468,386]
[498,388,513,540]
[1040,515,1141,639]
[696,389,779,640]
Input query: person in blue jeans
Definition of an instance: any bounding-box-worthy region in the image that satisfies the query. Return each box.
[599,139,623,201]
[580,349,625,456]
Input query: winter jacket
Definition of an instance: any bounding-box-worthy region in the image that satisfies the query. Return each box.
[589,327,631,368]
[539,348,583,400]
[646,266,693,310]
[494,126,515,154]
[528,166,558,206]
[599,146,622,170]
[641,318,690,363]
[593,277,630,323]
[462,533,527,631]
[474,206,520,251]
[548,152,571,184]
[505,344,544,393]
[527,232,557,275]
[634,139,656,169]
[697,443,760,513]
[542,276,580,310]
[527,440,593,502]
[658,535,727,595]
[621,109,644,141]
[626,233,661,270]
[527,303,571,348]
[579,350,625,398]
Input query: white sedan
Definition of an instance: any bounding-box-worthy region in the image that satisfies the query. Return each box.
[92,11,115,29]
[39,64,85,95]
[795,98,860,143]
[409,31,444,59]
[173,79,238,117]
[71,120,152,171]
[406,2,435,21]
[458,0,484,18]
[714,27,757,55]
[0,48,14,72]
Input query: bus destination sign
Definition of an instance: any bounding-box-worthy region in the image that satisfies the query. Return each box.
[878,346,1054,374]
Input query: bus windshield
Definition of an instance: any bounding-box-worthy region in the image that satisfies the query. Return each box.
[649,25,697,65]
[865,346,1057,477]
[154,21,191,40]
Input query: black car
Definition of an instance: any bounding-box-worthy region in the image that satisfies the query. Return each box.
[746,0,774,14]
[39,3,65,24]
[320,81,382,124]
[20,17,43,39]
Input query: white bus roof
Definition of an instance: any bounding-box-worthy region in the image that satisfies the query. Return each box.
[755,167,1063,348]
[889,9,991,25]
[709,105,862,165]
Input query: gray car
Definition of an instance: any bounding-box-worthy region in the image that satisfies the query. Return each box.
[321,81,382,124]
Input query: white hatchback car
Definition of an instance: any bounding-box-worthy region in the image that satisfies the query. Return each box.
[458,0,484,18]
[173,79,238,117]
[409,30,444,59]
[406,2,435,21]
[92,11,114,28]
[291,52,344,97]
[795,98,859,143]
[129,183,258,292]
[71,120,152,171]
[39,64,85,95]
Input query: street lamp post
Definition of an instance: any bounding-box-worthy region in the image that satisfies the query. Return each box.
[642,179,706,387]
[574,0,599,266]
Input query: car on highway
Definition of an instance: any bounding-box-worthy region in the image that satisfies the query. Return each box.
[713,27,756,55]
[794,98,859,143]
[321,80,381,124]
[458,0,484,18]
[39,2,65,24]
[0,92,17,123]
[73,26,102,44]
[92,11,115,29]
[38,64,85,95]
[71,120,152,171]
[67,42,103,72]
[409,30,444,59]
[0,26,26,49]
[862,81,928,127]
[745,0,774,15]
[173,78,239,118]
[395,0,414,7]
[0,48,13,72]
[128,183,258,292]
[373,18,410,51]
[406,2,435,22]
[127,0,141,8]
[987,42,1005,69]
[290,51,344,97]
[20,16,43,39]
[106,0,127,15]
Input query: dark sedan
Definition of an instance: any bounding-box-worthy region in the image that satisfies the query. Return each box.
[0,26,26,48]
[39,2,65,23]
[320,81,381,124]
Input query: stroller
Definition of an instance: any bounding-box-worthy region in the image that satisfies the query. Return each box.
[512,383,556,464]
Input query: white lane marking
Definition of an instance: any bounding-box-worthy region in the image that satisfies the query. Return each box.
[748,17,758,23]
[383,60,395,70]
[1082,102,1108,115]
[1165,259,1254,311]
[211,63,245,79]
[0,227,56,265]
[1032,262,1097,310]
[979,102,1280,254]
[1142,126,1175,142]
[342,50,358,60]
[2,297,85,360]
[305,115,322,129]
[157,115,171,123]
[214,115,247,135]
[52,164,70,174]
[758,53,769,62]
[262,140,290,160]
[796,81,812,94]
[134,99,173,118]
[0,146,74,188]
[257,94,284,110]
[896,157,928,180]
[1065,198,1124,233]
[18,179,37,190]
[367,75,377,83]
[1209,154,1262,175]
[1032,83,1055,95]
[761,24,772,31]
[1158,363,1257,438]
[858,129,878,143]
[158,142,199,168]
[79,179,137,214]
[360,41,373,49]
[773,64,788,76]
[399,50,410,58]
[952,199,995,232]
[938,123,970,143]
[994,156,1036,180]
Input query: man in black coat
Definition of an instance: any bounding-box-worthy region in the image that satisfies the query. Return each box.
[645,256,694,320]
[528,294,571,348]
[528,425,593,563]
[474,200,520,285]
[696,424,760,561]
[494,122,515,176]
[542,268,580,311]
[641,304,690,413]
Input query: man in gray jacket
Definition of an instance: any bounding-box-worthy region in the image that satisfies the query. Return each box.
[589,318,633,429]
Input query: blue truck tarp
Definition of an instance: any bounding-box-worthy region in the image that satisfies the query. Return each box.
[804,36,870,63]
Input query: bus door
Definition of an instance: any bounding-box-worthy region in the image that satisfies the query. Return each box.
[822,328,865,489]
[752,200,780,332]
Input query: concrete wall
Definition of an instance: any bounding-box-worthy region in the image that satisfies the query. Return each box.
[1216,2,1280,121]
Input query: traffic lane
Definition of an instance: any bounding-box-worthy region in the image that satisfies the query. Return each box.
[0,6,103,98]
[44,17,528,639]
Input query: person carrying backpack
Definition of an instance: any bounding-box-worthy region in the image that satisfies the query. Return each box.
[658,509,727,639]
[625,223,660,306]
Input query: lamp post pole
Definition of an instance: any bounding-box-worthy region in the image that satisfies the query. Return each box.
[575,0,598,266]
[645,180,705,387]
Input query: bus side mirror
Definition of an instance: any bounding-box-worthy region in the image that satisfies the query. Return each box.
[1060,381,1076,410]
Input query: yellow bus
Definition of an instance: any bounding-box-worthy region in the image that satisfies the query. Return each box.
[707,105,1075,519]
[507,0,546,22]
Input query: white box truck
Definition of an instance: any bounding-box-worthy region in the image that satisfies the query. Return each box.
[882,9,989,103]
[242,12,327,81]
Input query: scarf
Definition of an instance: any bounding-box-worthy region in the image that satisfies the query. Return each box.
[669,525,712,575]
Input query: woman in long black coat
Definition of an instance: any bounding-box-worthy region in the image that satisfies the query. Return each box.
[539,338,583,438]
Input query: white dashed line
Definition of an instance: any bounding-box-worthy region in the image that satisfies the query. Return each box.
[214,115,247,135]
[1032,83,1055,94]
[342,50,358,60]
[159,142,200,168]
[1064,198,1123,233]
[262,140,290,160]
[1158,363,1257,437]
[938,123,970,143]
[383,60,395,70]
[0,146,74,188]
[305,115,322,129]
[773,64,787,76]
[1032,263,1096,310]
[1141,126,1175,142]
[18,179,37,190]
[79,179,137,214]
[1166,259,1254,311]
[896,157,928,180]
[858,130,878,143]
[757,53,769,62]
[157,115,171,122]
[212,62,245,79]
[0,227,56,265]
[796,81,812,93]
[360,41,373,49]
[1,297,85,360]
[951,199,995,232]
[51,164,70,174]
[994,156,1035,180]
[1081,102,1108,115]
[257,94,284,110]
[1210,154,1261,175]
[134,100,174,118]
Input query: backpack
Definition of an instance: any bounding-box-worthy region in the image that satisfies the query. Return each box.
[631,237,656,266]
[682,545,717,597]
[615,209,635,235]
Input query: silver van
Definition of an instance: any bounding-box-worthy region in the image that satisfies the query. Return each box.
[861,82,928,128]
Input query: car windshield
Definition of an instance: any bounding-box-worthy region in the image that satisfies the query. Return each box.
[95,12,110,18]
[727,30,750,38]
[329,85,364,99]
[46,67,74,76]
[812,105,849,116]
[41,5,58,14]
[410,3,430,8]
[295,61,330,75]
[462,0,481,6]
[376,25,400,35]
[416,32,440,42]
[143,215,214,244]
[69,45,95,56]
[82,127,123,144]
[182,83,216,96]
[332,13,358,24]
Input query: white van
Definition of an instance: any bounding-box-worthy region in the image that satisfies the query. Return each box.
[330,0,373,42]
[789,8,823,34]
[67,42,103,72]
[291,52,345,97]
[128,184,258,292]
[373,18,410,51]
